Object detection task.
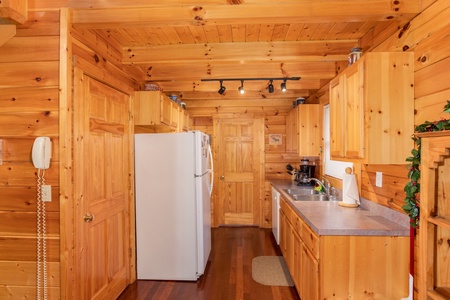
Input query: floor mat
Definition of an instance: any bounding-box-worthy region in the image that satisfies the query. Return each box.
[251,256,294,287]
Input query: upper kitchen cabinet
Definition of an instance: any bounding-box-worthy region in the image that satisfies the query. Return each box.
[329,52,414,164]
[286,104,321,157]
[134,91,190,133]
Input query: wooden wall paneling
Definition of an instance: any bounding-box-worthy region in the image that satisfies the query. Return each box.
[0,7,62,299]
[0,87,59,112]
[0,36,60,63]
[373,0,450,53]
[360,164,409,213]
[415,57,450,99]
[0,25,16,47]
[0,211,60,236]
[0,238,59,261]
[71,27,123,67]
[415,89,450,125]
[71,26,144,87]
[411,24,450,72]
[0,261,60,285]
[0,111,59,137]
[71,44,139,93]
[0,61,59,88]
[15,11,61,37]
[0,186,60,211]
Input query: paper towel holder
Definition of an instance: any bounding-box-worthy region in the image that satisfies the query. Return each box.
[338,167,360,208]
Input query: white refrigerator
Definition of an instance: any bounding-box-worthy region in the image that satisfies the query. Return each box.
[134,131,213,280]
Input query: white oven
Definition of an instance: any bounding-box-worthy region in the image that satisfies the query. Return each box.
[271,186,280,245]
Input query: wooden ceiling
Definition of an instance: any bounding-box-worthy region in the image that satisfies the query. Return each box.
[66,0,425,100]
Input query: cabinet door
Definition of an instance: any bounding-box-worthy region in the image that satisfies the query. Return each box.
[285,221,295,274]
[329,77,345,158]
[171,103,179,129]
[300,244,319,300]
[285,112,291,152]
[279,209,287,257]
[344,64,364,159]
[298,104,320,156]
[291,108,299,154]
[160,96,172,126]
[293,230,302,291]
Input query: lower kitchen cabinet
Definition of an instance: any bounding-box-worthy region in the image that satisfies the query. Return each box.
[279,195,409,299]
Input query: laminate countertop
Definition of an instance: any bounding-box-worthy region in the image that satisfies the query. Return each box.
[271,179,410,237]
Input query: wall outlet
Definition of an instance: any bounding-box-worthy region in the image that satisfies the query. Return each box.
[41,185,52,202]
[375,172,383,187]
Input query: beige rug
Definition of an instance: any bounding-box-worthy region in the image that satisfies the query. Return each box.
[252,256,294,287]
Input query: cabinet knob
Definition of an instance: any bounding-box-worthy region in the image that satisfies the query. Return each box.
[220,175,225,180]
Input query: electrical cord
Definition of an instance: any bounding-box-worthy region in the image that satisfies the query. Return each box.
[36,168,48,300]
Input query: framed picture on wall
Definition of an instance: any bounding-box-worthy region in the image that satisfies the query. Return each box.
[269,134,282,145]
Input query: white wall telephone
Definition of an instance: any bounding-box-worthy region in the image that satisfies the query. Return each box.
[32,137,51,170]
[33,137,52,300]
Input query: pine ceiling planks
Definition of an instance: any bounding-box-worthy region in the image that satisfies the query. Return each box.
[63,0,425,97]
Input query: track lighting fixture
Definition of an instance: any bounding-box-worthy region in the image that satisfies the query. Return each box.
[268,80,274,93]
[280,79,287,92]
[238,80,245,94]
[218,80,226,94]
[201,77,300,94]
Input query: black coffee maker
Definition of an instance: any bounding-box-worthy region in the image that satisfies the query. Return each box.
[295,158,316,185]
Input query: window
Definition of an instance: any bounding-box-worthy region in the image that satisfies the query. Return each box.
[323,105,352,179]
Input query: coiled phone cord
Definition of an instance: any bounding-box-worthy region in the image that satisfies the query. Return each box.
[36,168,48,300]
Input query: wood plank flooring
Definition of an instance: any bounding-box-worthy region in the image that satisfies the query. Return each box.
[117,227,300,300]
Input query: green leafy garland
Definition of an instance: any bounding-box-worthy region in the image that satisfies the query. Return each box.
[403,100,450,228]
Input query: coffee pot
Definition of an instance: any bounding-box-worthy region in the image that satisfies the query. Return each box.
[295,159,316,185]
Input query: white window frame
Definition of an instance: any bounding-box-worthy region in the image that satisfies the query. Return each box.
[323,105,353,179]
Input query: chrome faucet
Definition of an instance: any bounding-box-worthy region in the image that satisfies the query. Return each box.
[308,177,331,196]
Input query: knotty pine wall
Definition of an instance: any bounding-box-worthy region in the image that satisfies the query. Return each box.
[309,0,449,297]
[0,11,61,298]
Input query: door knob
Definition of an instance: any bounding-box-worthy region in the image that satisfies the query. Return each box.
[84,213,94,223]
[220,175,225,180]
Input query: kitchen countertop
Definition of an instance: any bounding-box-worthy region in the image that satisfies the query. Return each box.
[271,179,410,237]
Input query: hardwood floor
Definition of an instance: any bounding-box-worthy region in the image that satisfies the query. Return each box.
[117,227,300,300]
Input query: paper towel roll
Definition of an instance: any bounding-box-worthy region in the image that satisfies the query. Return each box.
[342,173,360,205]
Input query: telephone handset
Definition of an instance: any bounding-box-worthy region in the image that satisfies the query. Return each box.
[32,137,52,170]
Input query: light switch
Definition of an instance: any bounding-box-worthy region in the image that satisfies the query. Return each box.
[376,172,383,187]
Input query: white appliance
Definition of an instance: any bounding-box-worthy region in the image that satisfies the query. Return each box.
[134,131,213,280]
[271,187,280,245]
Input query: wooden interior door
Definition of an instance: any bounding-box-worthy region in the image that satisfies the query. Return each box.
[214,115,264,226]
[74,72,131,299]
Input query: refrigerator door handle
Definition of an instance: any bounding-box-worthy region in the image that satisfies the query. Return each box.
[208,144,214,196]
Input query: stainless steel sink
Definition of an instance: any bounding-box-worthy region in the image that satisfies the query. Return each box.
[290,194,330,201]
[283,188,319,196]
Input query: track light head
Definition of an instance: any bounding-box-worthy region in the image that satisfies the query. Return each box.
[238,80,245,94]
[280,79,287,92]
[218,80,226,94]
[268,80,274,93]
